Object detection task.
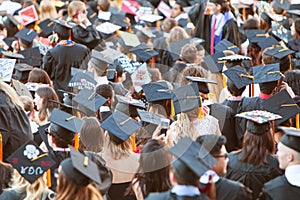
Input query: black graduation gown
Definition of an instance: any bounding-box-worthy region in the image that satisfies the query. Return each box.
[225,152,283,199]
[259,175,300,200]
[216,177,253,200]
[0,91,32,161]
[288,38,300,52]
[145,190,209,200]
[222,99,242,150]
[42,43,89,101]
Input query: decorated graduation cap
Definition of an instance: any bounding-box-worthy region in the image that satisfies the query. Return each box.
[130,43,158,62]
[96,22,121,35]
[137,109,164,126]
[38,19,55,37]
[263,90,300,125]
[169,137,216,180]
[263,46,295,60]
[245,29,267,44]
[214,39,240,54]
[223,65,253,89]
[73,88,107,114]
[6,140,55,183]
[131,63,151,92]
[274,0,290,10]
[100,110,142,144]
[278,127,300,153]
[60,146,101,186]
[14,63,34,82]
[48,108,84,135]
[257,36,279,50]
[68,71,96,91]
[142,81,172,102]
[236,110,282,135]
[203,51,226,73]
[116,95,147,109]
[0,58,16,82]
[19,47,42,67]
[12,79,32,98]
[171,82,201,115]
[252,63,281,84]
[15,29,38,47]
[184,76,217,94]
[218,54,251,62]
[119,31,140,48]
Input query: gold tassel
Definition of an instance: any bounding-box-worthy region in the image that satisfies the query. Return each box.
[222,74,227,88]
[198,107,204,119]
[131,135,136,151]
[74,133,79,150]
[296,114,299,129]
[170,100,175,117]
[46,169,51,188]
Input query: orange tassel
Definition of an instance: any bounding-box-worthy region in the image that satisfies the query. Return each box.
[131,135,136,151]
[251,84,254,97]
[296,114,299,129]
[74,133,79,150]
[46,169,51,187]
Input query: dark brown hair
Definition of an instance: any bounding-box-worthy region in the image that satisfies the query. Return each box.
[28,68,51,85]
[247,43,262,67]
[239,128,275,166]
[36,87,59,121]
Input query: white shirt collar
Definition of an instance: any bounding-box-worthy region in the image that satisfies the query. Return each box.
[285,165,300,187]
[100,106,110,112]
[171,185,200,196]
[200,170,220,184]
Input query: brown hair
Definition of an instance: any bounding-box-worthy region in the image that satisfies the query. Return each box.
[247,43,262,67]
[162,18,178,33]
[179,66,207,86]
[56,170,102,200]
[19,96,34,112]
[36,87,59,121]
[28,68,51,85]
[167,26,189,45]
[97,0,110,11]
[239,128,275,166]
[181,44,197,63]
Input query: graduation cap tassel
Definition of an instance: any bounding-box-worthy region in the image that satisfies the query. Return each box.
[170,100,175,117]
[296,114,299,129]
[0,132,2,162]
[222,74,227,88]
[46,169,51,187]
[131,135,136,151]
[74,133,79,150]
[251,84,254,97]
[242,8,246,21]
[198,97,204,119]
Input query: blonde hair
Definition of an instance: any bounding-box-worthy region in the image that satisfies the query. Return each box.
[55,170,102,200]
[39,0,58,21]
[0,81,24,109]
[167,26,189,44]
[104,131,132,160]
[68,1,85,19]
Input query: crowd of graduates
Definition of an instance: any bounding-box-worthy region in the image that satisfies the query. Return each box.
[0,0,300,199]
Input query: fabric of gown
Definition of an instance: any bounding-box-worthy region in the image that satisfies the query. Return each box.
[225,152,283,199]
[259,175,300,200]
[145,190,209,200]
[0,91,32,160]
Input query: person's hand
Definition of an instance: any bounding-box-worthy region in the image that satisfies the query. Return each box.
[48,33,59,47]
[203,105,210,116]
[11,40,19,53]
[278,81,296,98]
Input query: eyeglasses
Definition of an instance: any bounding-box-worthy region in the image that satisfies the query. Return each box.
[214,153,228,159]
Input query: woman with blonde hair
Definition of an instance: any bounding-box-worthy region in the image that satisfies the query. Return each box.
[0,81,32,160]
[39,0,58,21]
[67,0,100,49]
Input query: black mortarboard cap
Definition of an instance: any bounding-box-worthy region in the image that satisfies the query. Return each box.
[15,29,38,46]
[274,0,290,10]
[260,12,273,25]
[48,108,84,133]
[130,43,158,62]
[203,52,226,73]
[171,82,201,115]
[110,13,130,28]
[253,63,281,84]
[257,36,279,50]
[73,88,107,113]
[68,71,96,91]
[279,127,300,152]
[6,140,55,183]
[87,8,98,24]
[236,110,282,135]
[19,47,41,67]
[60,146,101,186]
[107,64,116,80]
[169,38,191,61]
[169,137,216,178]
[2,51,24,59]
[184,76,217,94]
[137,109,164,125]
[12,79,32,98]
[142,81,172,102]
[0,58,17,82]
[100,110,142,144]
[287,9,300,18]
[263,46,295,60]
[245,29,267,44]
[263,90,300,125]
[3,38,16,49]
[223,65,253,89]
[13,63,34,82]
[38,19,55,37]
[214,39,240,53]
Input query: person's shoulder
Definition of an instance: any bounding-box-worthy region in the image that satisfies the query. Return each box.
[73,43,89,51]
[0,189,24,200]
[217,177,253,200]
[263,175,287,191]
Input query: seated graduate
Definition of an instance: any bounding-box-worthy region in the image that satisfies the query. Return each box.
[225,110,283,199]
[196,134,253,200]
[260,127,300,200]
[146,137,215,200]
